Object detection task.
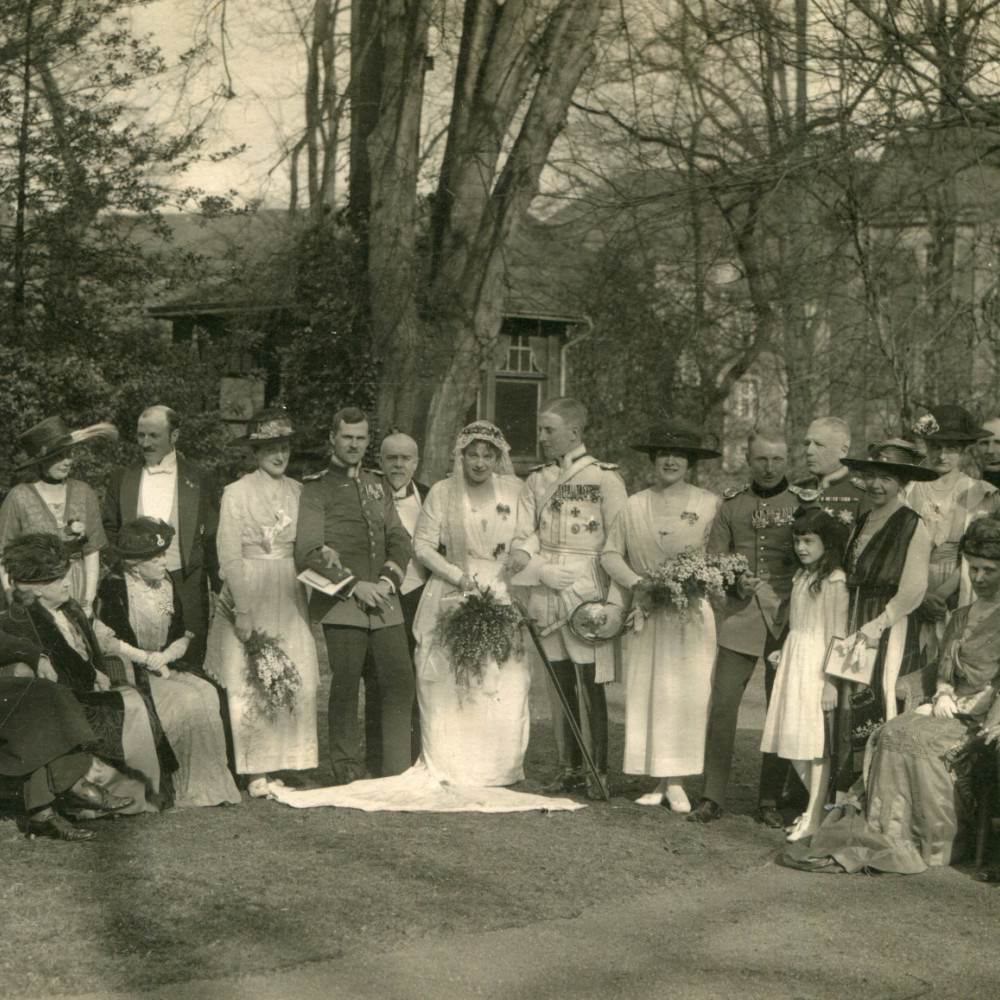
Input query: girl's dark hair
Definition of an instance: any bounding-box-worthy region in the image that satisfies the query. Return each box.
[792,508,847,593]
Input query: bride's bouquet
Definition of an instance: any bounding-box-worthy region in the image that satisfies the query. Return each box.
[637,547,750,622]
[243,628,301,719]
[433,584,524,687]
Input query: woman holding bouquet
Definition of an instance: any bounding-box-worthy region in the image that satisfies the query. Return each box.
[0,416,118,613]
[601,423,721,813]
[202,409,318,798]
[266,422,582,814]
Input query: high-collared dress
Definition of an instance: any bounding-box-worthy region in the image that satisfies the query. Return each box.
[203,470,319,775]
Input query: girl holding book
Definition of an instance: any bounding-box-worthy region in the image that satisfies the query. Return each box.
[761,509,849,840]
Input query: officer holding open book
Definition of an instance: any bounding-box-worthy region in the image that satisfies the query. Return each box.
[294,406,415,784]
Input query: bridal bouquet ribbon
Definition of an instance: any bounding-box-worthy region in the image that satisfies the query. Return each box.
[433,585,524,687]
[243,628,301,719]
[636,547,750,622]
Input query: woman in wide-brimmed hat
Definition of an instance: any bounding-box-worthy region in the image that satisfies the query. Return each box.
[831,438,935,792]
[0,416,118,613]
[907,406,999,658]
[201,408,319,798]
[94,517,240,808]
[601,420,722,813]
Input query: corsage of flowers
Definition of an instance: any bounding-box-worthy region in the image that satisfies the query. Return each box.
[64,519,86,539]
[243,629,301,719]
[635,546,750,622]
[912,414,940,438]
[496,503,511,519]
[433,584,524,686]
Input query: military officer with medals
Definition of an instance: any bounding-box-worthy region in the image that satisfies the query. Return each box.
[688,429,797,827]
[508,397,627,800]
[294,406,415,784]
[790,416,868,533]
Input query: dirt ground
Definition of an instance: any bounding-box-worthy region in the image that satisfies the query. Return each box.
[4,658,1000,1000]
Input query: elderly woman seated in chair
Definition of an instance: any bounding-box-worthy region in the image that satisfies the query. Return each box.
[789,513,1000,872]
[0,532,177,813]
[94,517,240,808]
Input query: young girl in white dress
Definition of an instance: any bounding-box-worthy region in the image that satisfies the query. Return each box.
[761,509,849,841]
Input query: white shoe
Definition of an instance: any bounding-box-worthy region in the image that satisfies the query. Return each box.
[267,777,288,790]
[665,785,691,814]
[636,791,665,806]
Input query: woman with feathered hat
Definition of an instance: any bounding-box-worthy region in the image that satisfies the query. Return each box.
[0,416,117,615]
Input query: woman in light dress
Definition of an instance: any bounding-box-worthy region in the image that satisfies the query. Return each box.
[95,517,240,808]
[0,416,117,613]
[267,422,581,814]
[203,409,318,798]
[410,420,529,785]
[907,405,997,658]
[602,422,721,814]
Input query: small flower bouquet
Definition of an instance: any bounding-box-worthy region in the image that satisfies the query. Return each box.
[243,628,301,719]
[433,585,524,686]
[637,547,750,621]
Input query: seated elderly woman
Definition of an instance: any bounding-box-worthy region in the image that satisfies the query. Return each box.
[786,513,1000,873]
[95,517,240,808]
[0,532,177,813]
[0,632,133,840]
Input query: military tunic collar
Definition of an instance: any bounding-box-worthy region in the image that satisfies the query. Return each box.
[329,458,360,479]
[751,477,790,499]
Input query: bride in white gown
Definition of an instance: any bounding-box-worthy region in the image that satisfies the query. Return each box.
[271,422,583,814]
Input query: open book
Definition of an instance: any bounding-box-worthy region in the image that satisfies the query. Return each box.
[296,566,356,597]
[823,633,875,686]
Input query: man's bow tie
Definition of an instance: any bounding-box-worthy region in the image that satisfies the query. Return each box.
[145,465,172,476]
[393,482,415,500]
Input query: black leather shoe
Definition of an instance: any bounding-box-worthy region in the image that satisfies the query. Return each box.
[755,805,785,829]
[541,768,585,794]
[61,779,134,814]
[26,813,96,842]
[585,772,609,801]
[685,798,722,823]
[977,870,1000,883]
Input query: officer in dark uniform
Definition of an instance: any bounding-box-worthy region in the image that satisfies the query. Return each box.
[688,430,797,827]
[791,416,869,534]
[294,407,414,784]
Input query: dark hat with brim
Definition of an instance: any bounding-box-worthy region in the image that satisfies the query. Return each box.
[230,408,298,447]
[14,416,118,473]
[842,438,939,482]
[1,532,71,584]
[631,421,721,460]
[112,517,175,561]
[912,405,989,443]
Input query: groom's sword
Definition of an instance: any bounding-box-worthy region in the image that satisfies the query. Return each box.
[512,598,611,803]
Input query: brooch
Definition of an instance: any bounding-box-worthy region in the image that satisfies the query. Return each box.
[496,503,511,519]
[679,511,699,524]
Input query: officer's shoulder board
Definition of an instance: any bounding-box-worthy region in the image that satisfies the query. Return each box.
[528,462,548,474]
[302,469,328,482]
[596,461,619,471]
[722,483,750,500]
[787,483,820,501]
[370,468,385,476]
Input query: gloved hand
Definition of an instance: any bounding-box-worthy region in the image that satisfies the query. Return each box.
[539,564,577,591]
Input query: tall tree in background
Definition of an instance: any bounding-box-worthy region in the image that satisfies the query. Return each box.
[349,0,612,477]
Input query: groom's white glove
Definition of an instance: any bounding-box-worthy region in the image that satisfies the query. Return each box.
[539,565,577,591]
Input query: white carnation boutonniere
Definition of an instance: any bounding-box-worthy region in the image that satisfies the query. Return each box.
[64,519,86,539]
[911,414,940,438]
